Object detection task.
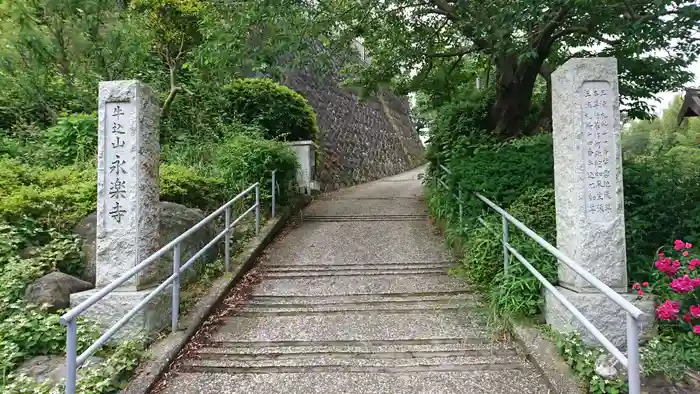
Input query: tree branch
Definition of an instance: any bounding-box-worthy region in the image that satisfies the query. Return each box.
[621,0,639,19]
[550,26,619,46]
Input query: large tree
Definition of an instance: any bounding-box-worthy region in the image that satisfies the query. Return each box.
[316,0,700,138]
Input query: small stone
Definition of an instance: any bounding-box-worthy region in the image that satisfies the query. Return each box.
[24,271,94,312]
[595,353,618,379]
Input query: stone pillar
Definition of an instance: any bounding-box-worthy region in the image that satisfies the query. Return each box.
[544,58,654,348]
[287,140,318,194]
[96,80,160,289]
[71,80,170,340]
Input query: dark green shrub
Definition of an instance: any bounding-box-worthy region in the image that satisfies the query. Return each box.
[211,133,299,205]
[221,78,319,141]
[488,188,557,317]
[623,155,700,282]
[429,128,700,286]
[425,87,495,167]
[433,134,555,229]
[160,164,228,212]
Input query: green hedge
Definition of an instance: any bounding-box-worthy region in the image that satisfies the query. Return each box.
[221,78,319,141]
[211,133,299,205]
[428,131,700,315]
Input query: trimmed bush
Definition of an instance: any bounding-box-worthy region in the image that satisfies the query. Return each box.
[211,133,299,205]
[160,164,228,212]
[221,78,319,141]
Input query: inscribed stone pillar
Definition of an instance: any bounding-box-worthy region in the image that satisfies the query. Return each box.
[71,80,170,341]
[544,58,655,348]
[96,80,160,289]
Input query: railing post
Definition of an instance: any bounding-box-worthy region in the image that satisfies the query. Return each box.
[224,206,231,272]
[502,214,510,273]
[255,183,260,236]
[627,313,641,394]
[65,318,78,394]
[271,170,277,218]
[171,242,181,333]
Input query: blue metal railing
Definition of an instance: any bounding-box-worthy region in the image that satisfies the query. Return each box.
[60,170,283,394]
[431,163,643,394]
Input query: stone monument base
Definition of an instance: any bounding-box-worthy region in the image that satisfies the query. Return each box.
[544,287,656,349]
[70,285,173,343]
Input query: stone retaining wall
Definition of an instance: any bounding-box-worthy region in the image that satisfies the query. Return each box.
[282,72,425,191]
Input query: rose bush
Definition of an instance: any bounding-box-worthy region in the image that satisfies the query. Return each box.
[650,240,700,335]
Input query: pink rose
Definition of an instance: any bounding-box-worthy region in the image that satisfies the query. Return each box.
[670,275,697,293]
[656,300,681,321]
[694,326,700,335]
[675,240,687,251]
[690,305,700,318]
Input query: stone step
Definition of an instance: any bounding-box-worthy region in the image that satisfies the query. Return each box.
[207,338,495,349]
[193,340,517,360]
[301,214,430,222]
[263,269,448,279]
[247,291,476,305]
[179,354,529,373]
[260,221,452,265]
[302,198,428,217]
[236,302,471,315]
[252,275,468,297]
[158,370,551,394]
[264,261,453,270]
[212,311,489,343]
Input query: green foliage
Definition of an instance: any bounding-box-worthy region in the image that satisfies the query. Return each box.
[551,330,627,394]
[221,78,319,141]
[320,0,700,135]
[211,132,299,205]
[429,117,700,285]
[159,164,227,212]
[488,189,557,317]
[623,95,700,160]
[1,340,144,393]
[641,332,700,382]
[623,155,700,282]
[0,308,100,373]
[44,112,98,167]
[0,162,97,231]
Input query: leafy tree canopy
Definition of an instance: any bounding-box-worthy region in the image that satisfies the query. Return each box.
[315,0,700,137]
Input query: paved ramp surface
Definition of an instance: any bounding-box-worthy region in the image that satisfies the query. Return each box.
[157,167,551,394]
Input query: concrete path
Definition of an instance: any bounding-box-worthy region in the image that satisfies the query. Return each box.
[159,167,551,394]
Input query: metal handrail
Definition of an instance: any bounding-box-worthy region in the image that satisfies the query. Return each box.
[431,163,642,394]
[60,170,282,394]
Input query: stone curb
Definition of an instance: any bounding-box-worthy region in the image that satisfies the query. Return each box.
[510,321,586,394]
[120,201,303,394]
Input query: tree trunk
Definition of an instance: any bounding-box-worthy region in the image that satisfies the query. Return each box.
[489,54,545,139]
[534,66,553,134]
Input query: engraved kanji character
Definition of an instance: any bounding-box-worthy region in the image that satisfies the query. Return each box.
[109,201,127,223]
[110,155,127,175]
[111,136,125,148]
[112,105,125,120]
[112,122,125,135]
[109,177,127,199]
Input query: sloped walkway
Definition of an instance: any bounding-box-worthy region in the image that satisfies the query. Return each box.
[158,167,552,394]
